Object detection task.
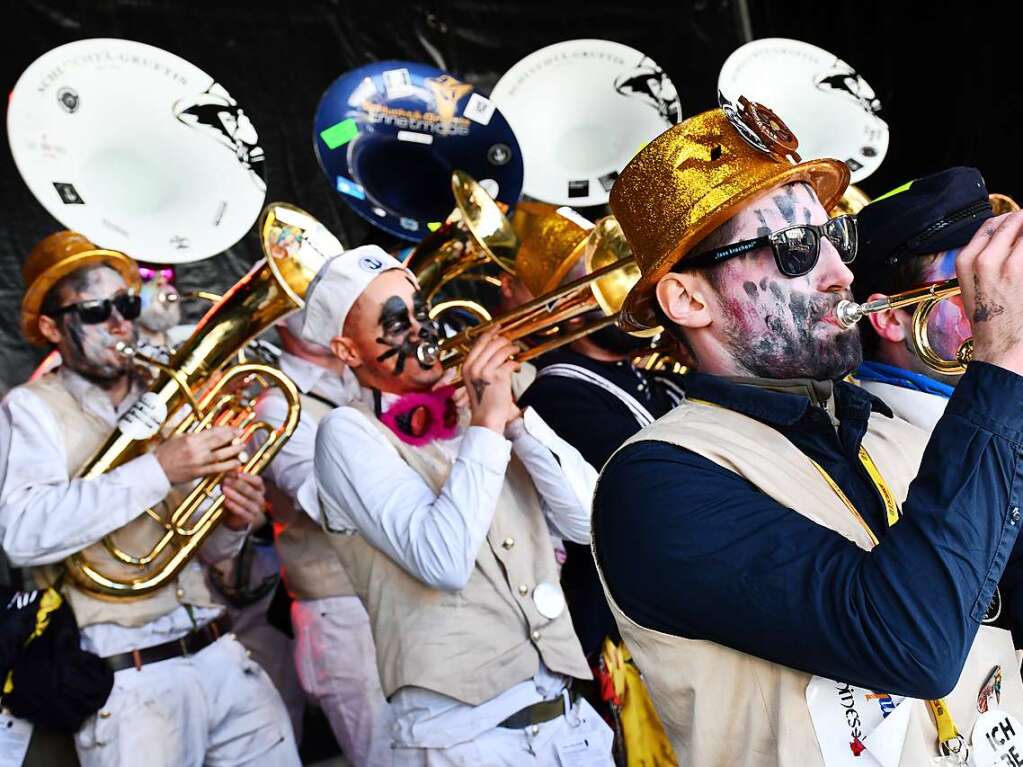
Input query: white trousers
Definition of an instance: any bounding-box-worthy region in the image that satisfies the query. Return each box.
[391,698,614,767]
[74,634,300,767]
[292,595,393,767]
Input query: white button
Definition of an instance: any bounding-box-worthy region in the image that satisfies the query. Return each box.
[531,630,541,642]
[519,584,529,596]
[530,724,540,735]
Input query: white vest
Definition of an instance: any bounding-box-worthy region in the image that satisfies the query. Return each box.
[271,391,354,600]
[325,404,591,705]
[593,398,1023,766]
[23,374,219,629]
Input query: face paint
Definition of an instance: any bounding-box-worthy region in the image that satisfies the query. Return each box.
[918,248,971,370]
[374,292,440,375]
[54,266,137,387]
[704,183,861,379]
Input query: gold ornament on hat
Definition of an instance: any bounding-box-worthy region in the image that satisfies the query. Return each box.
[609,102,850,331]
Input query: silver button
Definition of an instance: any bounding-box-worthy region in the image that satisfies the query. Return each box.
[531,630,541,642]
[175,588,185,599]
[519,584,529,596]
[502,537,515,549]
[1011,507,1021,525]
[98,710,111,719]
[530,724,540,736]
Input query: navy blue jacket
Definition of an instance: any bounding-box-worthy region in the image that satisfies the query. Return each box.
[593,362,1023,699]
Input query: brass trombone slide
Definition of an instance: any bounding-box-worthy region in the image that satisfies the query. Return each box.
[416,255,634,370]
[835,278,972,374]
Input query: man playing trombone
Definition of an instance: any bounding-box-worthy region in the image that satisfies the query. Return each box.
[593,102,1023,765]
[0,232,300,766]
[301,245,614,765]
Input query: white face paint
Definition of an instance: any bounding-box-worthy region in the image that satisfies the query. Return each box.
[53,266,137,385]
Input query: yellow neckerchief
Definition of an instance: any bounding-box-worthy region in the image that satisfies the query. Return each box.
[692,395,961,755]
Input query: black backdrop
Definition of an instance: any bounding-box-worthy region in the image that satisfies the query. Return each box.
[1,0,1020,391]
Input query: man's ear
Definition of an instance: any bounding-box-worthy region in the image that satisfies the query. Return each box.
[330,336,361,368]
[37,315,62,346]
[865,292,908,343]
[655,272,712,330]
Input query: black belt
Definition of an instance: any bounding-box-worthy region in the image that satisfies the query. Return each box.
[498,689,574,730]
[103,613,233,673]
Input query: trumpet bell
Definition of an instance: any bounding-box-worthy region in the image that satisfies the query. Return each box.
[990,193,1021,215]
[406,171,517,300]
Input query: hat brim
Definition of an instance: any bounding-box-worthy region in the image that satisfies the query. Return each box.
[21,250,141,346]
[903,211,993,257]
[618,157,850,331]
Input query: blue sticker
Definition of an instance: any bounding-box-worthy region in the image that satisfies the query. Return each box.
[336,177,366,200]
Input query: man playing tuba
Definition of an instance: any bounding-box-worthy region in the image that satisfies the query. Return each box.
[0,232,301,766]
[593,103,1023,765]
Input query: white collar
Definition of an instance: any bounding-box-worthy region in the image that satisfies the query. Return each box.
[56,366,142,424]
[278,352,354,406]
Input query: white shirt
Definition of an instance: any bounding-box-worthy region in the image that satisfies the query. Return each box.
[857,379,949,432]
[307,388,597,747]
[255,352,355,521]
[0,367,244,656]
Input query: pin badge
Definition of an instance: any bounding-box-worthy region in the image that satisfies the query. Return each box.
[979,666,1003,714]
[532,582,566,619]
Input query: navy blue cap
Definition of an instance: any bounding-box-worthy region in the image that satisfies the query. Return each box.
[854,167,992,274]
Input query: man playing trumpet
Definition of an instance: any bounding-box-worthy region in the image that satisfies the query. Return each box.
[0,232,300,766]
[593,101,1023,765]
[301,245,614,765]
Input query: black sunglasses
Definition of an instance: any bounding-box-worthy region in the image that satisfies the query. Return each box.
[683,215,858,278]
[49,293,142,324]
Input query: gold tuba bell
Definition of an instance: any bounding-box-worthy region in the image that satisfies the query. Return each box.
[63,202,340,597]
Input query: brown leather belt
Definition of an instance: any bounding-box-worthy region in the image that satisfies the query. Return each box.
[498,689,574,729]
[103,613,233,673]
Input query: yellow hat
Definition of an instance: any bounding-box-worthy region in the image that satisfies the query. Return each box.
[20,231,140,346]
[512,201,590,297]
[610,101,850,331]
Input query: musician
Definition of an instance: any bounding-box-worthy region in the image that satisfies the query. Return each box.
[851,167,991,429]
[592,105,1023,764]
[254,311,393,766]
[300,245,613,765]
[0,232,300,766]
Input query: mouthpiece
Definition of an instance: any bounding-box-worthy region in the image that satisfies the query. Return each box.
[416,341,441,367]
[834,300,864,329]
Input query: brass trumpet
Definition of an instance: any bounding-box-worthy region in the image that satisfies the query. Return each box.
[835,279,972,374]
[64,202,340,597]
[416,216,652,370]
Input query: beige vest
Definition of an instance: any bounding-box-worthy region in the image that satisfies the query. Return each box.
[325,404,591,705]
[594,398,1023,766]
[23,374,219,629]
[271,391,354,600]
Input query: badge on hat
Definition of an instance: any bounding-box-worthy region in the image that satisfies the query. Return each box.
[719,91,802,164]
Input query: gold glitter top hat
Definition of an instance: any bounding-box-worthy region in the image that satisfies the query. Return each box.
[21,231,140,346]
[609,98,850,331]
[512,201,591,297]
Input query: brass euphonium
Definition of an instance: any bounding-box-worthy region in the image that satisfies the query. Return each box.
[417,215,653,371]
[835,279,972,375]
[64,202,340,597]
